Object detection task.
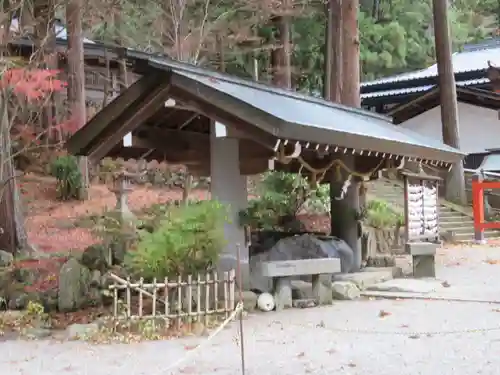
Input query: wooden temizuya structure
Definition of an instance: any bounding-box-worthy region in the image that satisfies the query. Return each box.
[66,50,464,288]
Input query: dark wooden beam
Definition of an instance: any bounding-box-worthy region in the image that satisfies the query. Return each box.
[133,128,273,160]
[188,158,270,177]
[107,145,270,171]
[135,128,208,149]
[88,77,172,161]
[67,72,165,155]
[169,79,278,150]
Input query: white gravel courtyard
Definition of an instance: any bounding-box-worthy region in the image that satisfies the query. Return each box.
[2,245,500,375]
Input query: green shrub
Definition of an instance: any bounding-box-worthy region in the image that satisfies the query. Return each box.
[50,155,82,200]
[239,171,329,230]
[125,200,227,280]
[364,199,403,229]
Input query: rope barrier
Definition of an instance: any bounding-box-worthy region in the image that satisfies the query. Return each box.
[149,299,499,375]
[151,302,244,375]
[305,323,500,337]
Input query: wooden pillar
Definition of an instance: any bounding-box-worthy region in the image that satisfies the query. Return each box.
[325,0,362,271]
[330,156,361,270]
[487,62,500,93]
[432,0,466,204]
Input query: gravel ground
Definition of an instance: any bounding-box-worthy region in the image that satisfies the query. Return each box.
[3,245,500,375]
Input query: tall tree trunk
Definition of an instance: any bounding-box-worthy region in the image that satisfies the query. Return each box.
[324,0,342,102]
[20,0,35,36]
[0,91,17,254]
[341,0,361,108]
[326,0,362,271]
[0,1,14,253]
[66,0,89,200]
[34,0,58,143]
[160,0,174,56]
[270,0,292,89]
[0,5,32,255]
[113,11,129,91]
[432,0,466,204]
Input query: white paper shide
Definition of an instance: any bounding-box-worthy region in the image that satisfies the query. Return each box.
[407,182,438,240]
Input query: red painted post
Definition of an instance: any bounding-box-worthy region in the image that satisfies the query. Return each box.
[471,175,485,243]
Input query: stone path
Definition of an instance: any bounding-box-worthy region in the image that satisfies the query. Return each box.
[3,245,500,375]
[365,245,500,302]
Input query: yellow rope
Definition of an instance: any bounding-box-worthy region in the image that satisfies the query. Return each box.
[296,156,385,183]
[274,144,386,186]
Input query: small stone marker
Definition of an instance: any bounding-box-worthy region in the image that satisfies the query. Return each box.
[405,242,438,278]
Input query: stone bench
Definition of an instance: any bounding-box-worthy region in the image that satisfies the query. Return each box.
[259,258,341,310]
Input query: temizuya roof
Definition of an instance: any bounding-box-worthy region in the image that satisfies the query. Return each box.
[67,50,464,167]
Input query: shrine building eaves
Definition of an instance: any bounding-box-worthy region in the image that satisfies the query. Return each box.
[387,86,500,125]
[66,49,465,167]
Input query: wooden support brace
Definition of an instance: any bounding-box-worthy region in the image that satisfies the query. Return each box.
[89,80,172,161]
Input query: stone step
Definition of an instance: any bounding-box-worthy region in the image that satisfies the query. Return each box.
[368,193,460,209]
[442,226,480,234]
[439,211,468,219]
[367,180,489,242]
[441,219,466,224]
[453,230,500,242]
[333,269,394,290]
[440,221,474,229]
[438,206,459,212]
[439,211,469,218]
[439,214,465,220]
[371,195,403,202]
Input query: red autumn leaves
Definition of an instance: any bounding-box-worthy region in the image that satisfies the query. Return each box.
[2,68,77,140]
[0,68,66,101]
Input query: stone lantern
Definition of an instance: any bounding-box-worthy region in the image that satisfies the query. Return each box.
[110,167,137,223]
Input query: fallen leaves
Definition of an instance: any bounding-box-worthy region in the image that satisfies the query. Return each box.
[49,306,108,330]
[485,259,500,265]
[378,310,391,318]
[21,174,333,258]
[296,214,331,234]
[179,366,196,374]
[22,175,211,254]
[80,317,210,345]
[316,320,326,328]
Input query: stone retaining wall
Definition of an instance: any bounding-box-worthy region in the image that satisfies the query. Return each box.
[363,226,404,258]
